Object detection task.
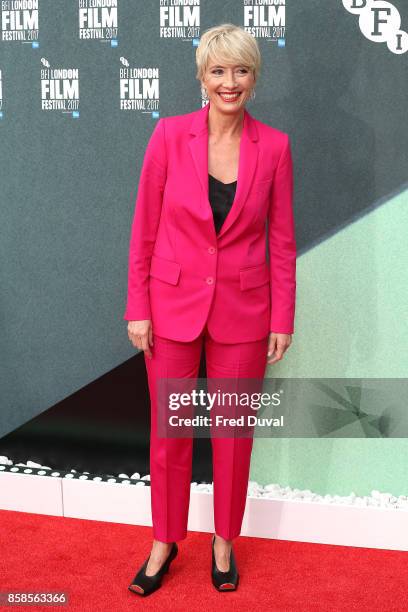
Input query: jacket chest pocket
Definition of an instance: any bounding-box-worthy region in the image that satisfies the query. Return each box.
[239,263,269,291]
[149,254,181,285]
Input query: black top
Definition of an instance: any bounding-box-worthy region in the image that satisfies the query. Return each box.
[208,173,237,235]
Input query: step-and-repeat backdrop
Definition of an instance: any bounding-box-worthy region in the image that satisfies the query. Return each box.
[1,1,407,494]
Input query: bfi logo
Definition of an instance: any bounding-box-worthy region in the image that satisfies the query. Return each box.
[343,0,407,54]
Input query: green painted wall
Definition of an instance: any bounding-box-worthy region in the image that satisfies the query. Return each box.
[251,189,408,495]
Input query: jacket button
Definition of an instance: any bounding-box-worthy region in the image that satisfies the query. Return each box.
[208,246,216,254]
[206,276,214,285]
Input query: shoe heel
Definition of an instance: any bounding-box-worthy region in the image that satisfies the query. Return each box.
[128,542,178,597]
[211,535,239,592]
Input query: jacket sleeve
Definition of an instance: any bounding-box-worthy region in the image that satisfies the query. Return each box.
[268,134,297,334]
[123,118,167,321]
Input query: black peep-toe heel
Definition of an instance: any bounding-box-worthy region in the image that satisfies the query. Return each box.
[128,542,178,597]
[211,534,239,591]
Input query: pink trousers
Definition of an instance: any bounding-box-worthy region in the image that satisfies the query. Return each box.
[144,322,269,543]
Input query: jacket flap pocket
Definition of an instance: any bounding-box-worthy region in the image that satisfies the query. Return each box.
[150,254,181,286]
[240,263,269,291]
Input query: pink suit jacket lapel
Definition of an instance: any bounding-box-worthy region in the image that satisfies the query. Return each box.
[188,101,260,239]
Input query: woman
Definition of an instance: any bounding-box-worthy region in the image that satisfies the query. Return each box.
[123,23,296,596]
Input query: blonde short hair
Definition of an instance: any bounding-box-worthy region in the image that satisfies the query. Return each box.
[195,23,261,84]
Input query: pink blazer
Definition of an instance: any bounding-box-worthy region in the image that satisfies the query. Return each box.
[123,102,296,343]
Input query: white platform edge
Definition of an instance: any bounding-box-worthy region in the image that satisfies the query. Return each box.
[1,472,408,551]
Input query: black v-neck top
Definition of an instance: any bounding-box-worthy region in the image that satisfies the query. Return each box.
[208,173,237,235]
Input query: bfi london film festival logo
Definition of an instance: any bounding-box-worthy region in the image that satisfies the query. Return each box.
[159,0,200,41]
[1,0,39,45]
[343,0,407,54]
[119,57,159,116]
[78,0,118,46]
[243,0,286,46]
[40,59,80,118]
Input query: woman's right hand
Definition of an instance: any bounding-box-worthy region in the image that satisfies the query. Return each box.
[127,320,153,359]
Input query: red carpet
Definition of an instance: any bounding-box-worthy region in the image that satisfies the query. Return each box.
[1,508,408,611]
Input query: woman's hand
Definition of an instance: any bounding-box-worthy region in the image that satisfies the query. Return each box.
[267,332,292,365]
[127,320,153,359]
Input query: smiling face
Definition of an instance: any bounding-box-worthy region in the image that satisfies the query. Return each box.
[201,57,256,113]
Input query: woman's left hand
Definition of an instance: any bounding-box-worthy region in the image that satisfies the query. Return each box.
[267,332,292,365]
